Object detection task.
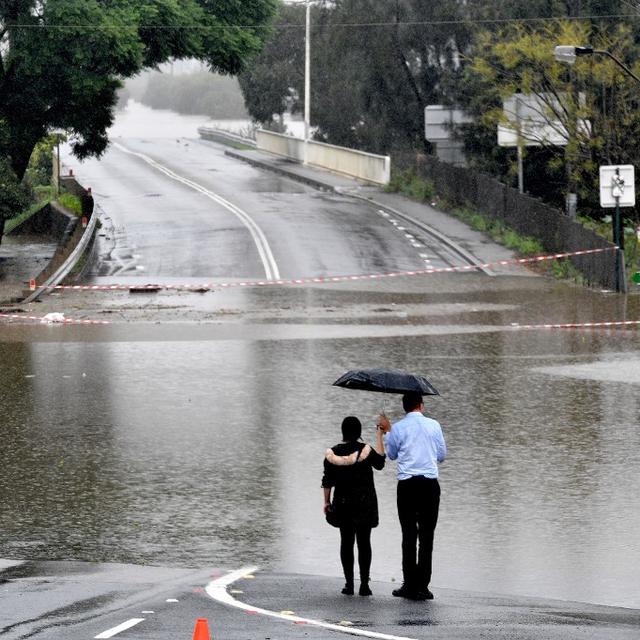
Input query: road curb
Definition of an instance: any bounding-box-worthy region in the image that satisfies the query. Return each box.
[347,192,495,276]
[225,148,493,276]
[224,149,337,193]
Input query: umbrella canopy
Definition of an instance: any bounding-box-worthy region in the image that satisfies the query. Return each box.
[333,368,440,396]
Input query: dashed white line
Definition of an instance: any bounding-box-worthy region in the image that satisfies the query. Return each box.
[94,618,145,638]
[206,566,418,640]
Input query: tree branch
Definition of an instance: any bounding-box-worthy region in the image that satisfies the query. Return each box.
[393,0,424,110]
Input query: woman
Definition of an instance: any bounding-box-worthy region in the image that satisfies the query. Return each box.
[322,415,386,596]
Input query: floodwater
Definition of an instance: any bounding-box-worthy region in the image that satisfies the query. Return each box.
[2,104,640,611]
[1,277,640,610]
[109,100,305,139]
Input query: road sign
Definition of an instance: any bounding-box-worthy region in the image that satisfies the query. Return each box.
[599,165,635,208]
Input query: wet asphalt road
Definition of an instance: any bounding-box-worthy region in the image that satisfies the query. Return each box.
[66,137,450,283]
[2,561,639,640]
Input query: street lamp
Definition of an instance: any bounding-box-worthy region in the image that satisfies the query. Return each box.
[554,45,640,84]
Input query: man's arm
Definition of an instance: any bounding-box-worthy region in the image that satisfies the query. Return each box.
[379,415,398,460]
[437,426,447,463]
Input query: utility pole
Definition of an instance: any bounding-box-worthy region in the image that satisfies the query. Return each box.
[304,0,311,165]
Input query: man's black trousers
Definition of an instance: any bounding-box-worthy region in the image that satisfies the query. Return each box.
[397,475,440,591]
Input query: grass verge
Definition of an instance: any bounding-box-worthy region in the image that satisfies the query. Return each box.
[386,167,628,286]
[4,186,56,234]
[56,192,82,216]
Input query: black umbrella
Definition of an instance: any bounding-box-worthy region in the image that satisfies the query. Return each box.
[333,368,440,396]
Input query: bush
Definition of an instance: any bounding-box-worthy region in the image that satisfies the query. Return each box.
[56,192,82,216]
[386,169,435,202]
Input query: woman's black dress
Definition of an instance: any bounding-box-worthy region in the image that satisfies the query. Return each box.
[322,442,385,528]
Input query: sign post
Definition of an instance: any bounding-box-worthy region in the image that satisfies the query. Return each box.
[599,164,635,292]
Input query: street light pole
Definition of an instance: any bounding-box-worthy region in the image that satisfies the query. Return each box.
[304,0,311,165]
[554,45,640,84]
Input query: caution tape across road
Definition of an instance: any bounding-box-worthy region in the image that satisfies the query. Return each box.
[0,313,110,325]
[27,246,617,293]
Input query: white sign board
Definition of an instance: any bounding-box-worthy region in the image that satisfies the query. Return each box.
[599,165,635,208]
[425,106,472,142]
[498,123,569,147]
[498,92,589,148]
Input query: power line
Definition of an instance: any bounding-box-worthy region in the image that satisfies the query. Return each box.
[1,14,640,30]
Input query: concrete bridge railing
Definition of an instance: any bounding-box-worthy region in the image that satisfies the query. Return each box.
[255,130,391,186]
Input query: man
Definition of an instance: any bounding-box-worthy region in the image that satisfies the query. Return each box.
[80,187,94,219]
[378,391,446,600]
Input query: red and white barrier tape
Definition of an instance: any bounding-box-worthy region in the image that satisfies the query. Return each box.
[1,312,635,332]
[517,319,640,331]
[28,246,616,293]
[0,313,110,325]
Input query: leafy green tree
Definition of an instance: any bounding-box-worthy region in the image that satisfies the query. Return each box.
[0,0,277,180]
[238,0,473,153]
[0,156,29,245]
[238,3,306,128]
[455,18,640,215]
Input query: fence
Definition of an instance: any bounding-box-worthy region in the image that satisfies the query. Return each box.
[397,153,618,290]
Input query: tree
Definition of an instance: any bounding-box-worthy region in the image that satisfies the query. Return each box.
[0,157,29,246]
[455,18,640,215]
[238,3,306,128]
[238,0,472,153]
[0,0,277,180]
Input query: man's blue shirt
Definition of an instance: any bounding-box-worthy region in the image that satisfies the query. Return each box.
[385,411,446,480]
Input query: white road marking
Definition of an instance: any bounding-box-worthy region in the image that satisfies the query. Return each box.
[166,598,179,603]
[206,566,418,640]
[94,618,145,638]
[112,142,281,280]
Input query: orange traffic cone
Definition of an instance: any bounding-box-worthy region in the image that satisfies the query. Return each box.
[192,618,211,640]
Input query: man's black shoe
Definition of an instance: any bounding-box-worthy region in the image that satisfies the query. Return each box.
[392,584,422,599]
[418,588,434,600]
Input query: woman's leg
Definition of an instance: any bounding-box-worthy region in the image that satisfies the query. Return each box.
[355,526,373,595]
[339,524,356,594]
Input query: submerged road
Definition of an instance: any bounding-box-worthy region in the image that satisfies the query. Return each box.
[64,137,482,283]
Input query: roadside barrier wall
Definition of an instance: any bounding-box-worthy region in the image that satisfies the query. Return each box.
[25,176,94,290]
[397,152,618,290]
[11,201,76,241]
[198,126,256,148]
[256,130,391,186]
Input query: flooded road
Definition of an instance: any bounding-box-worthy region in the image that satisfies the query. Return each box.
[2,103,640,613]
[2,275,640,610]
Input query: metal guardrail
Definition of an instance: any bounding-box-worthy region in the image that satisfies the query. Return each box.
[22,209,98,304]
[198,126,256,148]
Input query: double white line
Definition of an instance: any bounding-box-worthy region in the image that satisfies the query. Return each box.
[112,142,281,280]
